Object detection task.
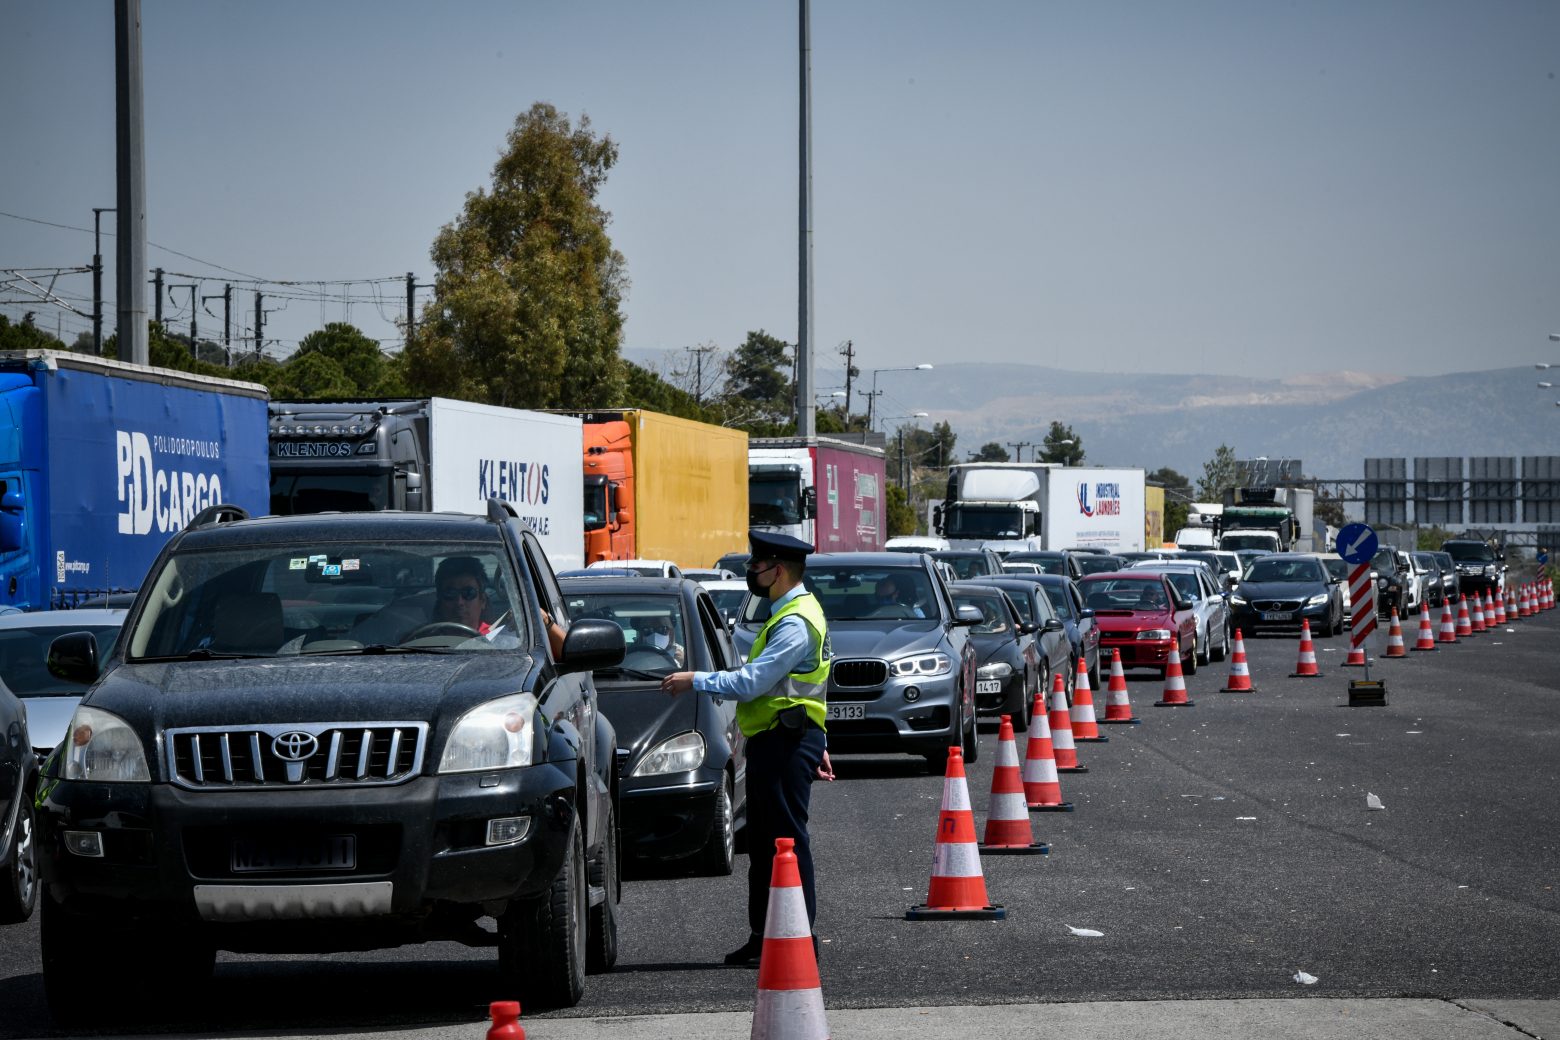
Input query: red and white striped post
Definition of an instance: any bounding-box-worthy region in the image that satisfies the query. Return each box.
[1348,562,1376,680]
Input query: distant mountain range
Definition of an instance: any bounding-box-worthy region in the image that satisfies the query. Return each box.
[625,350,1556,480]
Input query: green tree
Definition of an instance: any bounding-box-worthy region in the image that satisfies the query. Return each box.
[721,329,792,429]
[1313,489,1347,530]
[291,323,392,393]
[1039,421,1084,465]
[405,102,627,408]
[1196,443,1239,501]
[885,482,917,537]
[0,312,65,352]
[972,442,1010,462]
[1149,466,1193,535]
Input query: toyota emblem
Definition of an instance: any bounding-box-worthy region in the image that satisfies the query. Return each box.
[272,731,319,762]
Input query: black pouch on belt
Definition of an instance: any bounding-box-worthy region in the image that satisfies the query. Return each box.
[774,704,809,736]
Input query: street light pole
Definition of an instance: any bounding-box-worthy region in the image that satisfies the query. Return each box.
[868,364,933,431]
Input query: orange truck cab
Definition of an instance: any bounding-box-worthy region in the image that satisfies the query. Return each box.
[583,418,634,562]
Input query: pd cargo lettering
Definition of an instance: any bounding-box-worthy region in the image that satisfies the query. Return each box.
[116,431,227,535]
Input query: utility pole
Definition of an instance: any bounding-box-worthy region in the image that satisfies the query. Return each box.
[795,0,815,437]
[203,285,230,364]
[91,207,114,354]
[151,267,164,325]
[898,427,907,489]
[168,282,197,357]
[403,272,432,350]
[839,339,856,422]
[684,345,718,405]
[254,291,265,359]
[1007,441,1031,463]
[114,0,147,365]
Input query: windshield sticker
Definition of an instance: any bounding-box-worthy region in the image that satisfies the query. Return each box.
[322,563,342,577]
[342,559,360,571]
[309,554,327,564]
[289,557,308,570]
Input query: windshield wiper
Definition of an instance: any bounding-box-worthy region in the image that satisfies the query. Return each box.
[137,649,267,662]
[319,643,457,656]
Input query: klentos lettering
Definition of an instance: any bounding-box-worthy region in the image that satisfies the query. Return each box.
[477,459,550,506]
[116,430,224,535]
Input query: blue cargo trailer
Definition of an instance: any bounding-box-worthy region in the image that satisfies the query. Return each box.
[0,351,269,610]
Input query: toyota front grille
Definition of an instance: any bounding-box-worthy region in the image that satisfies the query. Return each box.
[166,722,428,788]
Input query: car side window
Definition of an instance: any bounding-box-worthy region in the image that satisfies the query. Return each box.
[696,592,739,669]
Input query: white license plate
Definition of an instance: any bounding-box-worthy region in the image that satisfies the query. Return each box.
[976,679,1003,694]
[1264,611,1293,621]
[826,703,865,721]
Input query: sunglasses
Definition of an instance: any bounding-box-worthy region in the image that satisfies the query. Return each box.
[438,585,482,602]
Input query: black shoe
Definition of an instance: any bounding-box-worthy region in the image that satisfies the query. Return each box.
[723,934,764,966]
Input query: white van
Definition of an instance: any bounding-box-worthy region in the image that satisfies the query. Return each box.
[1173,527,1216,549]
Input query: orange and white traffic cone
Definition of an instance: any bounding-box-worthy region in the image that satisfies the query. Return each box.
[1544,579,1555,610]
[906,747,1005,920]
[1289,620,1323,678]
[1439,600,1458,643]
[1342,639,1367,667]
[1456,595,1474,637]
[1382,608,1406,658]
[1155,635,1195,705]
[751,837,828,1039]
[1100,648,1141,724]
[1411,605,1437,651]
[1506,588,1519,621]
[979,716,1049,855]
[1490,589,1506,626]
[1070,657,1107,743]
[1470,593,1486,633]
[1048,672,1088,772]
[1523,583,1537,617]
[1220,628,1256,692]
[1021,688,1073,811]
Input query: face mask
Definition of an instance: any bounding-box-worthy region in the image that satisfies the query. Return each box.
[746,566,774,597]
[647,631,669,650]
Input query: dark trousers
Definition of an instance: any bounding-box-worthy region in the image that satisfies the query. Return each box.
[742,725,826,937]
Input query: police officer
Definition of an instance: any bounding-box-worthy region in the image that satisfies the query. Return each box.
[661,530,834,966]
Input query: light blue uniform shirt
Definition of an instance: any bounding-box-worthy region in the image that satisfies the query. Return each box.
[692,584,813,704]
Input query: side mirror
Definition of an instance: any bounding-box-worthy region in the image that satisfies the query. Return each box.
[1018,621,1039,635]
[801,485,817,521]
[1042,618,1065,632]
[403,470,424,512]
[1175,598,1194,611]
[1078,607,1096,619]
[558,618,626,674]
[0,485,24,554]
[953,603,983,626]
[615,506,633,526]
[49,631,102,686]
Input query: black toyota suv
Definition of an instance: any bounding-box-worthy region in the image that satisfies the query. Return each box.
[1441,539,1506,597]
[35,502,625,1022]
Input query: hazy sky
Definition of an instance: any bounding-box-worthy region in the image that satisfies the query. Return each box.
[4,0,1558,402]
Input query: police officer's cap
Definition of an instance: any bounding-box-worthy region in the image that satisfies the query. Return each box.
[748,530,812,564]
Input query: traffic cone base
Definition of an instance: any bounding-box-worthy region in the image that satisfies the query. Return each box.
[1342,646,1367,667]
[978,840,1051,855]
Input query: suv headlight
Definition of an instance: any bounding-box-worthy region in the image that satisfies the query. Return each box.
[1135,629,1171,640]
[631,731,705,777]
[1306,593,1330,606]
[440,693,537,774]
[64,706,150,782]
[890,652,952,677]
[976,662,1013,680]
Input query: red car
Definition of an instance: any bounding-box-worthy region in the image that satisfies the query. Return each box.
[1078,573,1199,677]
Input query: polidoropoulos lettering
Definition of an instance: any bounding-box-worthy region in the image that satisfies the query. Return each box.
[477,459,550,506]
[115,430,225,535]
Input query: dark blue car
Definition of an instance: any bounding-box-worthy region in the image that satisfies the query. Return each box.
[985,573,1100,690]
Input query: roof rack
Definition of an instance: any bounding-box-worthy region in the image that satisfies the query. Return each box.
[486,498,519,524]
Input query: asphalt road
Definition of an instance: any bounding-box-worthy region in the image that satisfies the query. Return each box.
[2,606,1556,1037]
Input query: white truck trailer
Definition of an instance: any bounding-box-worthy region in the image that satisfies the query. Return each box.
[935,463,1147,554]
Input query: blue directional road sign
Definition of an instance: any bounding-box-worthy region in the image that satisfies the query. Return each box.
[1539,549,1550,566]
[1337,523,1379,565]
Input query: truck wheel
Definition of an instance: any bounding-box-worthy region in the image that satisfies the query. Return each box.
[587,801,621,973]
[696,774,736,877]
[0,798,36,925]
[500,817,587,1008]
